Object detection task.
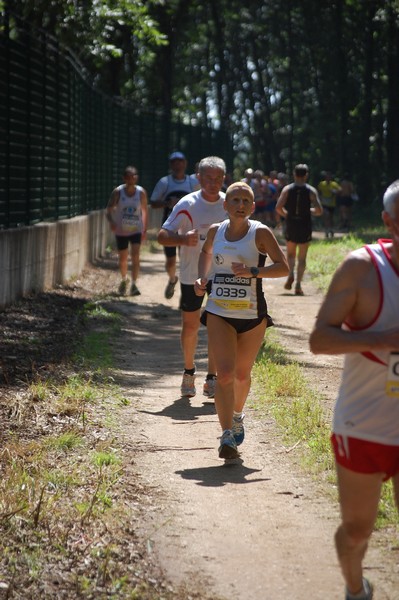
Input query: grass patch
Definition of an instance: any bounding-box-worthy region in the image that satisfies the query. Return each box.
[83,301,121,322]
[307,235,366,292]
[0,301,161,597]
[307,213,388,293]
[74,331,115,370]
[376,480,399,528]
[252,330,334,478]
[45,431,84,451]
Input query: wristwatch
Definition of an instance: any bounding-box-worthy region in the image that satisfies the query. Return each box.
[250,266,260,278]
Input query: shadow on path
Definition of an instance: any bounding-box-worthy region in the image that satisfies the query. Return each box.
[139,396,216,421]
[176,462,271,488]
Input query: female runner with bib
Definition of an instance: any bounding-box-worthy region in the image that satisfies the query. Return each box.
[194,181,288,459]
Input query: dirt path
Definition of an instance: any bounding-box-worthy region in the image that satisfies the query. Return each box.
[90,246,398,600]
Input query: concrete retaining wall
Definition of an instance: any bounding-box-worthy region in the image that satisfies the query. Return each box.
[0,210,112,309]
[0,206,163,309]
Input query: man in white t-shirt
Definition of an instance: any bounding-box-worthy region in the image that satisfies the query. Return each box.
[158,156,227,399]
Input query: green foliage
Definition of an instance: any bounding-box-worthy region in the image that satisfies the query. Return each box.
[75,332,114,370]
[307,236,365,292]
[5,0,399,191]
[5,0,399,193]
[5,0,166,96]
[83,301,121,324]
[91,450,121,468]
[307,218,389,293]
[29,379,51,402]
[253,333,335,476]
[45,432,84,451]
[377,480,399,528]
[74,302,121,370]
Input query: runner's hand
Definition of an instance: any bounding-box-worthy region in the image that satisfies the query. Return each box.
[185,229,199,246]
[194,277,207,296]
[231,262,248,276]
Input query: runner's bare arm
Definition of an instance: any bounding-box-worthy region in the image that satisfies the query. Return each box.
[275,185,289,218]
[198,229,216,269]
[106,189,119,227]
[158,228,199,247]
[231,227,288,279]
[309,188,323,216]
[310,255,399,355]
[140,190,148,236]
[194,226,218,295]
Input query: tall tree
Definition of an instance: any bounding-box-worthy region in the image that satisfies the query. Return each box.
[5,0,399,199]
[386,0,399,184]
[4,0,166,96]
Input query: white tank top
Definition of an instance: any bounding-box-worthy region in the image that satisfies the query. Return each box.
[205,219,267,320]
[333,240,399,444]
[113,185,144,236]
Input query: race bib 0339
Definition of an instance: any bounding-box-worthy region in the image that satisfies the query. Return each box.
[212,273,252,311]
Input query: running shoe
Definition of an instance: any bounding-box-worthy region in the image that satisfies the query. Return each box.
[232,414,245,446]
[118,279,128,295]
[203,376,217,398]
[181,372,196,397]
[345,578,373,600]
[284,275,294,290]
[218,430,238,459]
[165,277,178,299]
[130,282,141,296]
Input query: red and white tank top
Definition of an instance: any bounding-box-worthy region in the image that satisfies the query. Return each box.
[333,239,399,444]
